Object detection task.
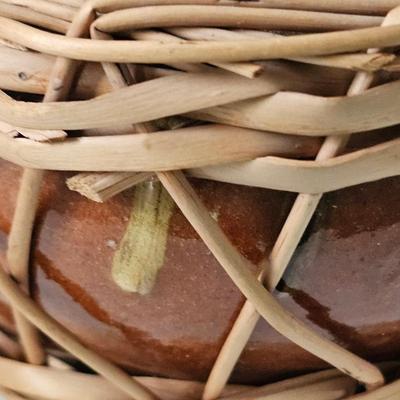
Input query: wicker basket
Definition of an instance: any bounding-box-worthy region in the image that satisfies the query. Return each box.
[0,1,399,399]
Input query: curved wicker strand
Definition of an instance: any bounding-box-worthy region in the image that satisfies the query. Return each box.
[2,0,76,21]
[129,29,262,79]
[3,71,400,133]
[2,17,400,63]
[202,7,400,398]
[191,137,400,193]
[0,353,239,400]
[0,2,69,33]
[166,27,397,72]
[90,0,400,15]
[0,66,334,130]
[93,6,382,33]
[1,132,399,192]
[189,79,400,136]
[0,352,364,400]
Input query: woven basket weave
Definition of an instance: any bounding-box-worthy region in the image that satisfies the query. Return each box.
[0,1,400,399]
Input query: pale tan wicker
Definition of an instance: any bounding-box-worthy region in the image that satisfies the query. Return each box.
[0,1,399,399]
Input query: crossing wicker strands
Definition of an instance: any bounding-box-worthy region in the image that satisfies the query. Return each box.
[0,66,358,130]
[76,27,386,390]
[3,70,400,133]
[201,7,400,400]
[129,29,263,79]
[0,1,398,400]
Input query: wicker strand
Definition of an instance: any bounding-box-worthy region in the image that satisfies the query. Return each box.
[4,69,400,133]
[167,27,396,72]
[2,16,400,63]
[1,0,76,21]
[0,46,391,98]
[4,4,158,400]
[7,168,46,365]
[5,0,95,367]
[0,1,69,33]
[94,5,383,33]
[129,29,262,79]
[0,63,352,130]
[1,133,399,193]
[0,262,158,400]
[158,171,385,390]
[0,1,398,399]
[82,29,382,388]
[201,7,400,399]
[91,0,400,15]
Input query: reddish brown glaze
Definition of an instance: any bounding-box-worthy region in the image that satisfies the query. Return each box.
[0,158,399,384]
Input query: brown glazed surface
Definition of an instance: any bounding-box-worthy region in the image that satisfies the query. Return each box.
[0,158,399,384]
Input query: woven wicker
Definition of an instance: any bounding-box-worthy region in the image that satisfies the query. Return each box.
[0,1,399,399]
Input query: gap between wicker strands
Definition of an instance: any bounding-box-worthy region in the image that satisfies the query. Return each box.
[201,7,400,399]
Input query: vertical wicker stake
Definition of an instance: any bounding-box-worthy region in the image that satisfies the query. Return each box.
[202,7,400,399]
[3,4,159,400]
[5,0,96,366]
[7,168,46,365]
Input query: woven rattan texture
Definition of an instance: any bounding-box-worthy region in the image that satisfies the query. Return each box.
[0,1,399,400]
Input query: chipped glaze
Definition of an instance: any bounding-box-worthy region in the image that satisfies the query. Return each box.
[0,158,399,385]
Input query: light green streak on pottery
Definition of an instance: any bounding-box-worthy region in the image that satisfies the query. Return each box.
[112,181,174,295]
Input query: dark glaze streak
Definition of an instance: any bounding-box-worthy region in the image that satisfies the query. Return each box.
[280,283,366,353]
